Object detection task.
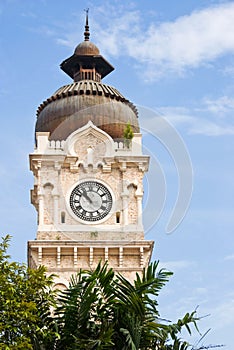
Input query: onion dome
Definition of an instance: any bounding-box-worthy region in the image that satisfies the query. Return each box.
[35,11,139,141]
[74,40,100,56]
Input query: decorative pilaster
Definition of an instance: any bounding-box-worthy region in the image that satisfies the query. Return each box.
[121,193,129,225]
[38,194,44,226]
[53,194,59,225]
[136,194,143,228]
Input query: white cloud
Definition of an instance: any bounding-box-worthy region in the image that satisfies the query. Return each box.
[204,296,234,331]
[21,11,37,19]
[40,3,234,137]
[44,2,234,80]
[90,2,234,80]
[224,254,234,261]
[159,260,195,272]
[202,96,234,115]
[156,96,234,136]
[188,118,234,136]
[223,64,234,76]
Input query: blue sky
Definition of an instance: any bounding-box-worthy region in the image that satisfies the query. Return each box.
[0,0,234,348]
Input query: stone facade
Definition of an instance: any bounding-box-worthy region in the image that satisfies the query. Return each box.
[28,16,154,286]
[28,122,154,287]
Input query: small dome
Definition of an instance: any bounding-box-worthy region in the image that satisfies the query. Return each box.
[60,13,114,80]
[75,41,100,56]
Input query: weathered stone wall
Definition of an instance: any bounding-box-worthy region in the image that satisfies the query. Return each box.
[29,124,153,283]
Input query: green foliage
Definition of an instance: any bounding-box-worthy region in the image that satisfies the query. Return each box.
[0,235,58,349]
[55,263,115,349]
[54,261,200,350]
[0,236,218,350]
[123,122,134,148]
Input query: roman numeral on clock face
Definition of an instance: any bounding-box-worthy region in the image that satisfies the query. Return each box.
[74,189,82,196]
[70,181,113,222]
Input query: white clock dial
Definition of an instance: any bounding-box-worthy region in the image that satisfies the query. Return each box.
[70,181,112,222]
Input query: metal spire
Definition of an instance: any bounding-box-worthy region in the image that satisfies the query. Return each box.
[84,8,90,41]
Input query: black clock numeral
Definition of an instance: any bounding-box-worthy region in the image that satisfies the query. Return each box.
[75,205,82,211]
[90,211,98,218]
[70,181,112,222]
[74,189,82,196]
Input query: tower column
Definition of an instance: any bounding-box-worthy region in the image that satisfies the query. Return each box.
[38,194,44,226]
[53,194,59,225]
[121,194,129,225]
[136,194,143,228]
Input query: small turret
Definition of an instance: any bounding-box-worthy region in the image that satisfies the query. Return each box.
[60,10,114,82]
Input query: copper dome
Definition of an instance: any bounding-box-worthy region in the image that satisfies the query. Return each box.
[35,81,139,141]
[74,40,100,56]
[35,14,139,141]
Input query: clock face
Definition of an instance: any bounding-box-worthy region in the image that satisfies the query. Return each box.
[70,181,113,222]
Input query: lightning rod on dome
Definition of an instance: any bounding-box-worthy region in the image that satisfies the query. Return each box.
[84,8,90,41]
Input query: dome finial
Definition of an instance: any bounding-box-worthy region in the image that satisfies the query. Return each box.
[84,8,90,41]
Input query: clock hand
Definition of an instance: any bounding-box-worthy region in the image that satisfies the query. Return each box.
[82,190,92,204]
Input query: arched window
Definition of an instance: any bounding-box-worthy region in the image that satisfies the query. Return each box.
[61,211,66,224]
[116,212,120,224]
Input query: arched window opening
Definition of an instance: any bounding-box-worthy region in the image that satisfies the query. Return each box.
[116,212,120,224]
[61,212,66,224]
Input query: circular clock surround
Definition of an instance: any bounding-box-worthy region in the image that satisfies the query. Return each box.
[69,180,113,222]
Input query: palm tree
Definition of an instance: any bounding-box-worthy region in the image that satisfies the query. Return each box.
[53,261,200,350]
[0,236,222,350]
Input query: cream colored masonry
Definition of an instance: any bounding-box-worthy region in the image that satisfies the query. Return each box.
[28,122,154,286]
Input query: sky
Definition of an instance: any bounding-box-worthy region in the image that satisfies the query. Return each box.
[0,0,234,348]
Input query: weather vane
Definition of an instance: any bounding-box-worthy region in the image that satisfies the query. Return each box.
[84,8,89,16]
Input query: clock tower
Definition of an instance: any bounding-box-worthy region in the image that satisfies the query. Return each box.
[28,14,154,288]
